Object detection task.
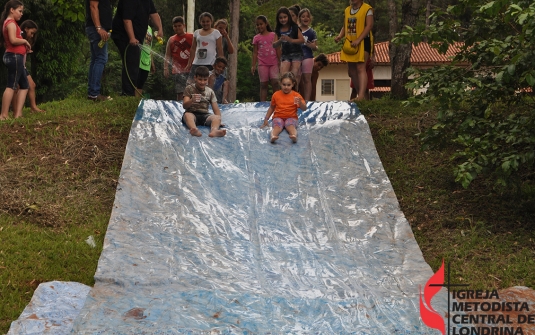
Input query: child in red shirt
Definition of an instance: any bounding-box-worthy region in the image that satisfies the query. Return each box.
[261,72,306,143]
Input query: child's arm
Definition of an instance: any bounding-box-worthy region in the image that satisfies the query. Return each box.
[296,95,307,111]
[222,81,229,104]
[185,36,197,71]
[260,104,275,128]
[334,27,345,43]
[6,23,30,49]
[220,28,234,54]
[216,36,224,58]
[293,29,305,45]
[211,100,221,116]
[251,42,258,75]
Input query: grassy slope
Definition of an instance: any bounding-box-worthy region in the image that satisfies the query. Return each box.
[1,97,534,333]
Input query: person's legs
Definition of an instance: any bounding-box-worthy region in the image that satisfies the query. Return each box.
[206,114,226,137]
[285,118,298,143]
[347,62,359,100]
[259,81,269,101]
[183,112,202,136]
[268,65,280,95]
[13,88,27,118]
[1,88,15,120]
[27,75,44,112]
[271,117,284,143]
[356,62,368,101]
[114,38,140,96]
[280,61,291,76]
[86,27,108,98]
[300,58,314,101]
[290,61,302,87]
[136,69,149,97]
[222,80,229,104]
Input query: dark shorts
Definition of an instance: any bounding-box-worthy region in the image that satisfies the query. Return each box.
[3,52,29,90]
[364,37,371,54]
[182,111,213,127]
[281,52,303,63]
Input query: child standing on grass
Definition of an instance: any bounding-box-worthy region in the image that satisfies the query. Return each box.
[0,0,31,120]
[298,8,318,101]
[261,72,306,144]
[251,15,279,102]
[12,19,44,113]
[182,66,226,138]
[185,12,223,84]
[273,7,304,83]
[164,16,192,101]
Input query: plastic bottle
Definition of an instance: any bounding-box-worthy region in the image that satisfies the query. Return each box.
[98,30,112,48]
[153,31,164,45]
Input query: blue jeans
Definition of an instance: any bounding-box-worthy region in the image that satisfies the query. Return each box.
[86,26,108,97]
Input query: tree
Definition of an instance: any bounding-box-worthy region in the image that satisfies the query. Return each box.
[395,0,535,188]
[388,0,422,99]
[228,0,240,102]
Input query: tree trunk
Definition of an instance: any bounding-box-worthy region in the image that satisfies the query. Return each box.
[187,0,195,33]
[389,0,420,99]
[228,0,239,102]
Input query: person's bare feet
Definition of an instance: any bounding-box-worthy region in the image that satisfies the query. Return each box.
[289,134,297,143]
[0,115,8,121]
[270,135,278,143]
[209,129,226,137]
[31,107,45,113]
[190,128,202,136]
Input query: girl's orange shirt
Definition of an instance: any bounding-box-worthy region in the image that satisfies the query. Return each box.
[270,90,303,119]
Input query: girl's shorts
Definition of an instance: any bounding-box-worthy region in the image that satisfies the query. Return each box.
[3,52,29,90]
[281,52,303,63]
[258,64,279,82]
[300,58,314,74]
[273,117,298,129]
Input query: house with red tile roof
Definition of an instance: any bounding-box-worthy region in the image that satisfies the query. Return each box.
[315,41,465,101]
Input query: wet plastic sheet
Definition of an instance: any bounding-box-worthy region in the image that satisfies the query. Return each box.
[7,281,91,335]
[70,100,445,334]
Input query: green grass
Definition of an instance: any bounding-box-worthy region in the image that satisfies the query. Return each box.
[359,98,535,290]
[0,96,534,333]
[0,96,139,333]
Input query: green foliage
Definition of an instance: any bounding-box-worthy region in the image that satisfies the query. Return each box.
[396,0,535,188]
[235,41,260,101]
[49,0,85,25]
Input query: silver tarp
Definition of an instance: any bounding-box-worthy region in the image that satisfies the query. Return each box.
[11,100,446,334]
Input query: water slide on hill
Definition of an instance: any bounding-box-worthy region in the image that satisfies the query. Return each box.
[8,100,445,334]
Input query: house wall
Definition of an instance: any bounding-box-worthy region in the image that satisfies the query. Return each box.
[315,63,392,101]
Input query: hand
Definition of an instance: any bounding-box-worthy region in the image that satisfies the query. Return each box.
[129,38,139,46]
[334,35,342,43]
[260,119,269,128]
[306,40,317,50]
[164,68,169,78]
[185,64,191,72]
[98,29,109,41]
[351,40,360,48]
[157,30,163,38]
[251,66,256,75]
